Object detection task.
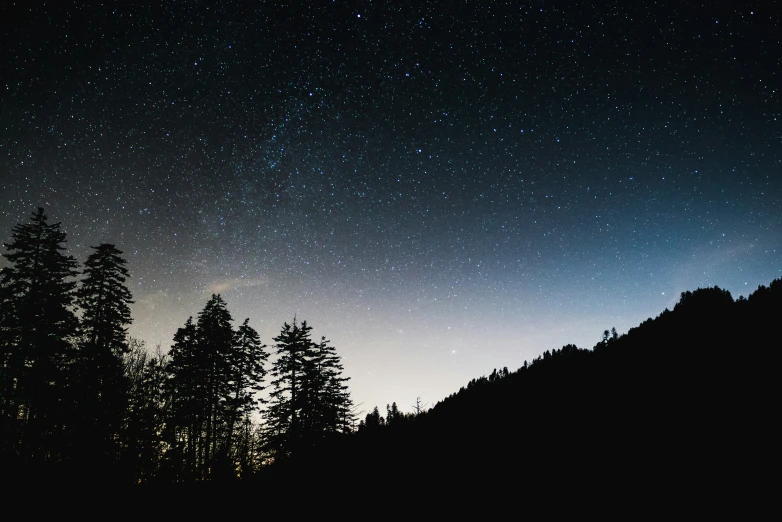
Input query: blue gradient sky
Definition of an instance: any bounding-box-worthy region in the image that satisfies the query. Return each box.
[1,1,779,415]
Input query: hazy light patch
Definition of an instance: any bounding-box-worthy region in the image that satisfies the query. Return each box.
[205,276,268,295]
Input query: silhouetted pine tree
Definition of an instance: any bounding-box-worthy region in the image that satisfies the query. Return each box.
[220,319,269,476]
[224,319,268,459]
[164,295,266,480]
[386,402,401,427]
[265,317,319,460]
[265,321,354,462]
[194,294,234,478]
[164,316,201,480]
[358,406,385,432]
[305,336,353,436]
[72,243,133,470]
[0,208,79,465]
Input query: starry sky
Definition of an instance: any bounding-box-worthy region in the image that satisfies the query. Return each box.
[1,1,780,414]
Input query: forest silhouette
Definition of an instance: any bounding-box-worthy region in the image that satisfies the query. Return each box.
[0,209,774,501]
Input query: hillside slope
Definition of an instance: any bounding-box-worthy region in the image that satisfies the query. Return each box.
[278,280,779,494]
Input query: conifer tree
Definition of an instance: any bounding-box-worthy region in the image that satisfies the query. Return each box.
[164,316,201,479]
[386,402,401,427]
[165,295,266,480]
[77,244,132,355]
[73,243,133,467]
[0,208,79,462]
[265,318,353,460]
[194,294,234,478]
[359,406,385,432]
[306,336,353,436]
[225,319,268,454]
[265,317,316,460]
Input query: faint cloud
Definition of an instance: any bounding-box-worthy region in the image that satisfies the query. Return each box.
[135,290,169,311]
[206,276,268,295]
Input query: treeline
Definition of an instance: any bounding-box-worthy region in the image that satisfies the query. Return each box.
[2,208,777,492]
[318,279,778,491]
[0,208,354,484]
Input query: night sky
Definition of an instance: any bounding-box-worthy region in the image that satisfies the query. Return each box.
[1,1,780,414]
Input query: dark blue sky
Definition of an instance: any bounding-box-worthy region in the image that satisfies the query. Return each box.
[1,1,779,413]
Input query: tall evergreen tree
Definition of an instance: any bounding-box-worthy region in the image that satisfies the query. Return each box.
[164,316,201,480]
[77,244,133,356]
[305,336,353,436]
[194,294,234,478]
[265,317,316,461]
[224,319,268,457]
[265,319,353,461]
[73,243,133,468]
[386,402,402,427]
[359,406,385,432]
[0,208,79,463]
[164,295,266,480]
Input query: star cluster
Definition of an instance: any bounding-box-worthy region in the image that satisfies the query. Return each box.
[1,1,780,413]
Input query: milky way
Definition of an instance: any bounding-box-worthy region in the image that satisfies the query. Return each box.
[1,1,780,414]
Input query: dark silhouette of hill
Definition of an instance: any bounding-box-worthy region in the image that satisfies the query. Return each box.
[269,280,779,500]
[3,263,777,509]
